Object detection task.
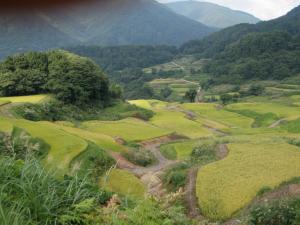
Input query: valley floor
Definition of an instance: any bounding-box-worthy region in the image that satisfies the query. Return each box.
[1,94,300,224]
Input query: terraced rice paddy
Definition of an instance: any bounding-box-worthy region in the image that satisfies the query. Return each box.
[160,140,199,160]
[149,78,199,97]
[0,94,48,103]
[143,55,205,74]
[183,103,253,129]
[291,95,300,106]
[55,124,127,152]
[2,96,300,220]
[0,100,9,106]
[131,100,214,138]
[81,118,171,142]
[227,102,300,121]
[150,110,212,138]
[101,169,146,198]
[0,116,14,132]
[197,142,300,220]
[129,99,168,110]
[0,117,87,174]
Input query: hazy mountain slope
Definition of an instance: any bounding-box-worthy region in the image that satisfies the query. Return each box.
[43,0,217,46]
[181,5,300,56]
[166,1,259,28]
[200,5,300,82]
[0,0,216,58]
[0,12,78,58]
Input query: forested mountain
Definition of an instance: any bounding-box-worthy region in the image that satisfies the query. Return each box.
[0,12,79,58]
[0,51,113,105]
[66,45,178,72]
[187,5,300,84]
[204,31,300,83]
[0,0,216,58]
[166,1,259,28]
[181,5,300,57]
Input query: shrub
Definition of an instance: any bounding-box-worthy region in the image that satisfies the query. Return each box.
[256,186,272,196]
[247,84,265,96]
[287,138,300,147]
[13,100,154,122]
[220,93,239,105]
[0,51,113,106]
[191,142,217,165]
[0,127,49,159]
[70,142,116,181]
[160,144,177,160]
[249,198,300,225]
[282,119,300,133]
[163,163,189,191]
[123,148,156,167]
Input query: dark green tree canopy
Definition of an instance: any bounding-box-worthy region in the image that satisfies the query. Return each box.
[0,50,112,105]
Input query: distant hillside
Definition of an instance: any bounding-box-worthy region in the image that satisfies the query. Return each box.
[0,12,79,58]
[186,5,300,83]
[0,0,216,58]
[181,5,300,57]
[67,45,178,72]
[166,1,259,28]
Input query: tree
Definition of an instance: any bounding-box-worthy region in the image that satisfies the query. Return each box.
[0,50,114,106]
[160,87,173,99]
[184,89,197,103]
[248,84,265,96]
[109,84,123,99]
[220,93,239,105]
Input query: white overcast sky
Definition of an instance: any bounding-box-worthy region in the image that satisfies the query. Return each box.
[158,0,300,20]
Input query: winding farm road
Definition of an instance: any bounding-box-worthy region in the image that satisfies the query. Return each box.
[0,102,15,117]
[185,144,229,218]
[269,118,286,128]
[185,167,202,218]
[131,136,179,176]
[111,135,183,197]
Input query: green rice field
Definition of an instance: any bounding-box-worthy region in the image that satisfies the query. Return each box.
[0,94,48,103]
[197,141,300,220]
[81,118,171,142]
[101,169,146,198]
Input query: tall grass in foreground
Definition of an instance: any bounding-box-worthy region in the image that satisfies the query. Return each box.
[0,203,29,225]
[0,157,111,225]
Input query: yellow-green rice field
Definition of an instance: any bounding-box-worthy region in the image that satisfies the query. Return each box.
[226,102,300,121]
[0,94,48,103]
[101,169,146,198]
[81,118,171,142]
[0,117,87,174]
[196,142,300,220]
[183,103,254,129]
[54,124,127,152]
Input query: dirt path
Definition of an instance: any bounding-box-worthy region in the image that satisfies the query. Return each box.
[132,135,183,196]
[166,105,197,121]
[110,135,184,197]
[216,144,229,160]
[269,118,286,128]
[184,167,202,218]
[171,62,185,70]
[223,183,300,225]
[184,144,230,218]
[0,102,15,117]
[109,152,137,170]
[131,138,179,176]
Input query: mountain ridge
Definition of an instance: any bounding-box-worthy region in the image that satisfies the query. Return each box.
[0,0,216,58]
[166,1,260,28]
[181,4,300,56]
